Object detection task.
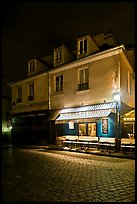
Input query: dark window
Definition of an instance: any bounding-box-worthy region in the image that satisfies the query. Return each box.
[84,39,87,52]
[80,41,83,54]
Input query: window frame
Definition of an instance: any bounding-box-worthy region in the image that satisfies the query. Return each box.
[79,122,96,136]
[127,70,132,94]
[54,74,63,93]
[29,60,35,73]
[78,67,89,91]
[78,38,87,55]
[16,86,22,103]
[55,49,62,64]
[28,82,34,101]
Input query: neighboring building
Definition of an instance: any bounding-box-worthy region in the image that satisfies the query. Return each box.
[8,32,135,146]
[2,93,12,144]
[8,57,52,145]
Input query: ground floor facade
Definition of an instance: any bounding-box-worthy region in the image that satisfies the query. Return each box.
[9,101,135,148]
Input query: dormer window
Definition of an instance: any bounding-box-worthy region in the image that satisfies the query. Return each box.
[78,38,87,56]
[28,60,35,73]
[55,49,62,63]
[77,34,99,59]
[80,39,87,54]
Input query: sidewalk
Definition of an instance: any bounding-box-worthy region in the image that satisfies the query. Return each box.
[14,144,135,160]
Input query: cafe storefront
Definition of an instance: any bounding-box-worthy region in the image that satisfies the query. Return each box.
[55,102,117,145]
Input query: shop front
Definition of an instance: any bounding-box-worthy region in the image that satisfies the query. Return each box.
[55,102,116,146]
[122,110,135,139]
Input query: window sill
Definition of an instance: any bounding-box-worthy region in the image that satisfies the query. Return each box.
[53,92,64,96]
[76,89,90,94]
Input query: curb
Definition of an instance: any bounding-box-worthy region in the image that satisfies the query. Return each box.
[7,145,135,160]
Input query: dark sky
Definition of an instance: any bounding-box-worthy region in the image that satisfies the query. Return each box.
[2,2,135,89]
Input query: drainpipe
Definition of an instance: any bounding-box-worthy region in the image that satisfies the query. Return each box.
[48,72,53,143]
[48,72,51,110]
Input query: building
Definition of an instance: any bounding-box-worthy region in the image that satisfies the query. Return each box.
[8,32,135,147]
[2,92,12,145]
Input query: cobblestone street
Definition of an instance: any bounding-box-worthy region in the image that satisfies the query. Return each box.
[2,148,135,202]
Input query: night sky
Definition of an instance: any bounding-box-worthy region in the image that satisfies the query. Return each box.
[2,2,135,95]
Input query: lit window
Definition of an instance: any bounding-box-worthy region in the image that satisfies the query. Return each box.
[28,83,34,101]
[16,86,22,103]
[79,123,96,136]
[79,124,86,136]
[78,67,89,91]
[88,123,96,136]
[79,39,87,55]
[55,75,63,92]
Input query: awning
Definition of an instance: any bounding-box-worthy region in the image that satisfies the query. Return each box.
[123,110,135,122]
[56,102,115,122]
[49,110,60,120]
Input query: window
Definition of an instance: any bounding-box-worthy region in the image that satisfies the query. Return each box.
[55,49,62,63]
[127,70,132,94]
[28,83,34,101]
[29,61,35,72]
[79,123,96,136]
[79,39,87,55]
[78,67,89,91]
[88,123,96,136]
[55,75,63,92]
[79,124,86,136]
[16,86,22,103]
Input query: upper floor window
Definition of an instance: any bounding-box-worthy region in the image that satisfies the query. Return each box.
[55,49,62,63]
[16,86,22,103]
[28,83,34,101]
[127,70,132,94]
[28,61,35,73]
[78,67,89,91]
[78,39,87,55]
[55,75,63,92]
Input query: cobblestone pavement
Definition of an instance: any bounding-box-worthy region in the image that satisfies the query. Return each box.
[2,148,135,202]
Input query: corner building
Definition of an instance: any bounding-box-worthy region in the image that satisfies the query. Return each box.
[8,32,135,146]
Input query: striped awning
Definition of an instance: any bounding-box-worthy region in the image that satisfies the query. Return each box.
[56,102,115,121]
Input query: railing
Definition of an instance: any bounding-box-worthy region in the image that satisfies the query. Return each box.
[121,138,135,152]
[16,98,22,103]
[78,83,89,91]
[28,95,34,101]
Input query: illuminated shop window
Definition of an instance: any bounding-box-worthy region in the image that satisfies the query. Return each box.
[79,123,96,136]
[28,83,34,101]
[55,74,63,92]
[88,123,96,136]
[79,124,86,136]
[16,86,22,103]
[78,67,89,91]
